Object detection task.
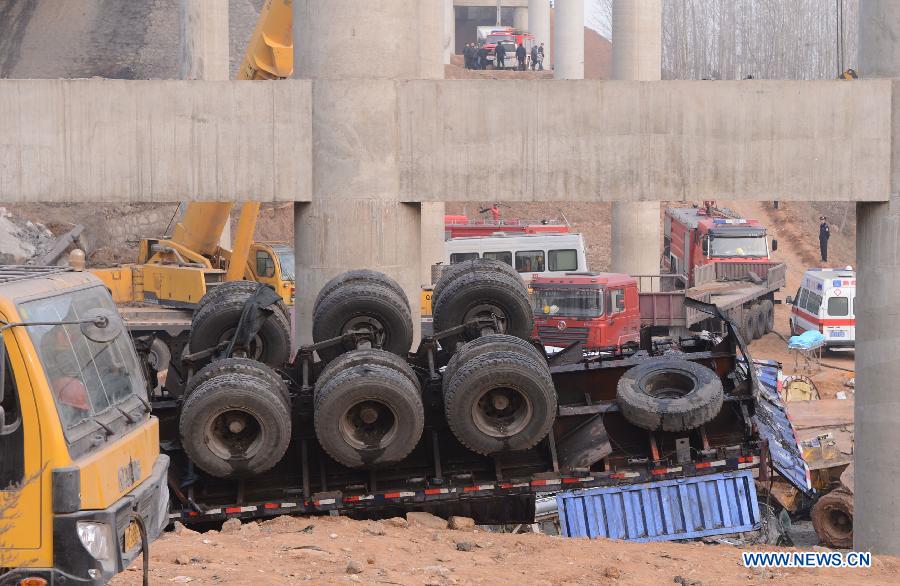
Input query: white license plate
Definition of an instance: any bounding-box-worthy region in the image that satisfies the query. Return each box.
[830,331,845,338]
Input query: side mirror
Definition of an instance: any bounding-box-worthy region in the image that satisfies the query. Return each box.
[785,295,794,305]
[771,239,778,252]
[80,308,123,343]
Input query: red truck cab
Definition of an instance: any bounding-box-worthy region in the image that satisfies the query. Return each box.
[664,203,775,286]
[531,273,640,351]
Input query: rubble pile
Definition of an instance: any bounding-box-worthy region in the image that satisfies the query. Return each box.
[0,207,56,265]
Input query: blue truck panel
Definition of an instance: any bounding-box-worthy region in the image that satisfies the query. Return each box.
[556,470,760,542]
[752,360,814,495]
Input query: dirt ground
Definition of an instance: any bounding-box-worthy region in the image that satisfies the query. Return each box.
[110,514,894,586]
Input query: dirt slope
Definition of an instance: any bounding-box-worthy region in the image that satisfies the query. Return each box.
[110,514,896,586]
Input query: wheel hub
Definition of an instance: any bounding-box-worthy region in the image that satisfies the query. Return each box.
[339,400,398,450]
[472,387,533,438]
[206,409,264,461]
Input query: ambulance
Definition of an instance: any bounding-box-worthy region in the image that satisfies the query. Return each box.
[787,267,856,348]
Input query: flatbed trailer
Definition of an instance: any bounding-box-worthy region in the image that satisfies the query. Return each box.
[637,261,786,338]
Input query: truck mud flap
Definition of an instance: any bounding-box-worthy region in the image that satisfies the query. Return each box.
[556,469,760,542]
[751,359,814,495]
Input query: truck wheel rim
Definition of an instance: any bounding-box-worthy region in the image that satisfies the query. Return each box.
[640,371,697,399]
[205,408,264,461]
[339,399,398,450]
[340,316,386,348]
[827,508,852,539]
[462,303,507,333]
[217,329,264,360]
[471,386,533,438]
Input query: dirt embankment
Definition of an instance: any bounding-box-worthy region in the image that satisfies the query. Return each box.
[110,514,896,586]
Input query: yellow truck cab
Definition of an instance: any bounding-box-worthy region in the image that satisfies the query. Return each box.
[246,242,295,306]
[0,267,169,585]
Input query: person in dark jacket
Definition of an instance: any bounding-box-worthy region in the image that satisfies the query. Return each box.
[477,45,488,70]
[494,43,506,70]
[463,43,472,69]
[537,43,545,70]
[516,43,527,71]
[819,216,830,262]
[530,44,539,70]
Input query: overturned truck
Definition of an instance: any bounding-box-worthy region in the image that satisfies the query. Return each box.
[145,259,810,536]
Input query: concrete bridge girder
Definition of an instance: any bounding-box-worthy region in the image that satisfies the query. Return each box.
[0,79,890,203]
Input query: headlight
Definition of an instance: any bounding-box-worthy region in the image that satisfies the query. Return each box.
[76,521,113,561]
[156,480,171,533]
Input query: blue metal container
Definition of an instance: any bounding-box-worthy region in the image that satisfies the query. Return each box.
[556,470,760,542]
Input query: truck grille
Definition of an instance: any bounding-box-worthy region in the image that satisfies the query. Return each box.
[537,325,589,346]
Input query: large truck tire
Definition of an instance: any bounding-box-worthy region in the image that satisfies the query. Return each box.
[740,309,755,344]
[190,285,292,367]
[443,350,556,455]
[760,300,775,333]
[317,348,420,391]
[432,259,521,310]
[432,270,533,347]
[616,358,724,432]
[196,281,290,322]
[750,303,765,340]
[312,281,414,363]
[811,488,854,548]
[315,269,410,312]
[314,363,424,468]
[443,334,545,386]
[147,337,172,373]
[179,358,291,478]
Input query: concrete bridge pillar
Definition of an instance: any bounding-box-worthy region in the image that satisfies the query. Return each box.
[445,0,455,64]
[854,0,900,556]
[178,0,229,81]
[554,0,584,80]
[610,0,662,278]
[292,0,445,345]
[529,0,551,67]
[514,6,529,33]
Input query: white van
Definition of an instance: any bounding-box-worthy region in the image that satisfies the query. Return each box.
[787,267,856,348]
[444,233,588,282]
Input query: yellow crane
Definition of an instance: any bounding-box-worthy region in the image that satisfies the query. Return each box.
[93,1,298,307]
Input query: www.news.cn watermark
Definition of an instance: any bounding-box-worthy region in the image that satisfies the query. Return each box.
[742,551,872,568]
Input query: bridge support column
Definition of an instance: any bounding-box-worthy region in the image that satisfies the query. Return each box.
[178,0,229,81]
[529,0,551,67]
[514,7,528,33]
[554,0,583,80]
[444,0,455,64]
[292,0,444,346]
[610,0,661,277]
[854,0,900,556]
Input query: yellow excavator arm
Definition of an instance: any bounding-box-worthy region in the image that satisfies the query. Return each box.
[237,0,293,81]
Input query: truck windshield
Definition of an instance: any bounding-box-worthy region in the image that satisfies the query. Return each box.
[532,287,603,318]
[271,245,295,281]
[19,286,146,435]
[709,236,768,258]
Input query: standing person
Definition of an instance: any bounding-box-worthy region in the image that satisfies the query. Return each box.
[819,216,830,262]
[530,44,539,70]
[537,43,545,71]
[477,45,488,70]
[465,43,474,69]
[494,42,506,70]
[516,42,527,71]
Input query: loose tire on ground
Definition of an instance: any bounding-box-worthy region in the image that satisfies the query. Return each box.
[740,309,755,344]
[750,303,765,340]
[314,363,424,468]
[432,270,533,347]
[317,348,420,391]
[811,488,854,548]
[315,269,410,312]
[760,300,775,333]
[616,358,724,432]
[147,337,172,372]
[190,285,292,368]
[443,334,545,387]
[179,358,291,478]
[432,259,522,310]
[443,350,556,455]
[312,282,413,363]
